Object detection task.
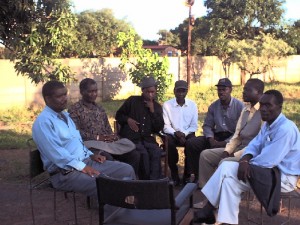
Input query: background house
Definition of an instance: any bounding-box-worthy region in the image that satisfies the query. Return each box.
[143,45,181,57]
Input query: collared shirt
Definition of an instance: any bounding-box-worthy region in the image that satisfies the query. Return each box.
[225,102,262,157]
[242,113,300,175]
[68,100,113,141]
[32,106,93,173]
[162,98,198,136]
[202,97,244,139]
[115,95,164,143]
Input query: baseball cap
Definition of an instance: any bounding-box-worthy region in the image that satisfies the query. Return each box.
[215,78,232,87]
[174,80,188,90]
[139,76,158,89]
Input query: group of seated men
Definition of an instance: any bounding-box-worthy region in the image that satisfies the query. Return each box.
[32,76,300,225]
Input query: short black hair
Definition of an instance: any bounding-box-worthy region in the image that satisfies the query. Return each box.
[264,89,284,105]
[79,78,97,93]
[246,78,264,93]
[42,80,65,100]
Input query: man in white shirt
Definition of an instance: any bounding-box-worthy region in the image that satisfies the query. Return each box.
[163,80,198,185]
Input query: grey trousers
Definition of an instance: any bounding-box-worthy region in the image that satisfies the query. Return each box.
[50,158,136,197]
[198,148,239,188]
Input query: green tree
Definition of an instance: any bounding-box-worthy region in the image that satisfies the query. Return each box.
[204,0,285,39]
[75,9,133,57]
[279,19,300,54]
[201,0,286,76]
[117,29,172,101]
[228,33,294,78]
[157,29,180,47]
[0,0,78,83]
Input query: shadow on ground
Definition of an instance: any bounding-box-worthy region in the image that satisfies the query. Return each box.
[1,149,300,225]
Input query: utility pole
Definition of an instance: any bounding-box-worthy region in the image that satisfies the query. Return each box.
[186,0,194,89]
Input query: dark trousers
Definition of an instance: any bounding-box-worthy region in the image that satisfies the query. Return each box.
[99,150,140,177]
[166,133,196,178]
[112,150,140,177]
[135,141,162,180]
[185,131,232,178]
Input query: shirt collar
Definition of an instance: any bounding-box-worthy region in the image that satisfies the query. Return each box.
[173,98,188,107]
[266,113,283,130]
[45,105,67,118]
[244,102,260,112]
[80,99,97,109]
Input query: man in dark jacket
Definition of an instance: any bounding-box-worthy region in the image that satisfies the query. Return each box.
[115,76,164,180]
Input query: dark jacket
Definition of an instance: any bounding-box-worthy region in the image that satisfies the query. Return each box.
[248,164,281,217]
[115,96,164,144]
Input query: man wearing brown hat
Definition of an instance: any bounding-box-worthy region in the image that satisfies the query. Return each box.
[163,80,199,185]
[185,78,244,183]
[115,76,164,180]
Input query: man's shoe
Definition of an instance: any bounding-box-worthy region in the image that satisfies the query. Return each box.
[194,208,216,224]
[183,173,198,185]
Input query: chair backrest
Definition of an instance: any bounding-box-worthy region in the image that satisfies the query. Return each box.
[30,149,45,178]
[96,175,174,210]
[27,138,45,178]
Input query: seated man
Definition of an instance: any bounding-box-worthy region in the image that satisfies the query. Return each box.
[163,80,198,185]
[68,78,140,175]
[194,90,300,225]
[32,80,135,197]
[197,78,264,191]
[185,78,244,181]
[115,76,164,180]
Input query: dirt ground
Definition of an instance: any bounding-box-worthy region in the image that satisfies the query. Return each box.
[1,149,300,225]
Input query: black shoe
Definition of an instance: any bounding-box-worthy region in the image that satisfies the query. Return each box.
[194,208,216,224]
[183,173,198,185]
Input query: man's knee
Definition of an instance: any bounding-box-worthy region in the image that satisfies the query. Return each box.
[200,149,210,162]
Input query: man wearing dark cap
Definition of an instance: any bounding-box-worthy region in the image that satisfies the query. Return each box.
[163,80,199,185]
[115,76,164,180]
[185,78,244,183]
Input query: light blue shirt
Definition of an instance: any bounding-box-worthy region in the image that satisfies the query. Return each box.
[32,106,93,173]
[163,98,198,136]
[242,113,300,175]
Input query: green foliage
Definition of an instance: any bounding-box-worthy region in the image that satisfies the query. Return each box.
[278,19,300,54]
[204,0,285,39]
[0,0,77,83]
[157,30,181,47]
[117,29,173,101]
[228,33,294,76]
[75,9,133,57]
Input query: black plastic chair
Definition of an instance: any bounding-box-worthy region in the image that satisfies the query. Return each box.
[96,175,197,225]
[28,138,91,225]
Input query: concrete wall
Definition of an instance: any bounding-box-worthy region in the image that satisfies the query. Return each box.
[0,55,299,109]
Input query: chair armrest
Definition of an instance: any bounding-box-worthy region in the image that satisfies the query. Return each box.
[175,183,197,208]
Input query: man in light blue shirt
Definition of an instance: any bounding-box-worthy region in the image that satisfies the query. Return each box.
[194,89,300,225]
[32,80,135,197]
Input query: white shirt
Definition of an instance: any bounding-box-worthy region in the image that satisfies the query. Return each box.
[163,98,198,136]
